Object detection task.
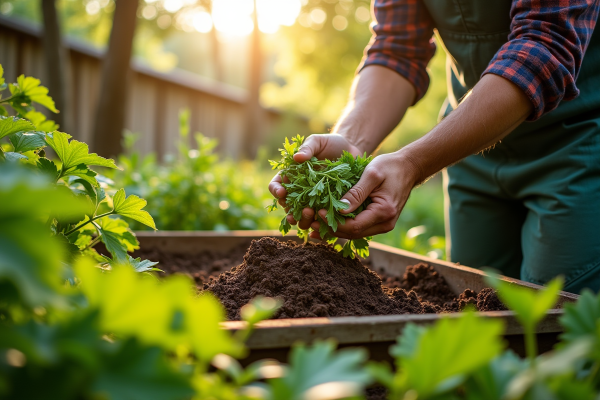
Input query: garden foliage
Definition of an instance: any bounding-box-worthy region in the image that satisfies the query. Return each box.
[268,135,373,258]
[3,65,600,400]
[110,109,280,231]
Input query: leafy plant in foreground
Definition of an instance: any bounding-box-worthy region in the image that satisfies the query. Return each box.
[0,64,157,272]
[268,135,373,258]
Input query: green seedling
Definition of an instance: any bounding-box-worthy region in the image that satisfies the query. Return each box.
[485,270,563,364]
[268,135,373,258]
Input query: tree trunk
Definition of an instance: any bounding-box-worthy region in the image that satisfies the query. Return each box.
[243,0,264,159]
[92,0,139,157]
[41,0,73,133]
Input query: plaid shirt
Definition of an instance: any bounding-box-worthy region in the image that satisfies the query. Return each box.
[360,0,600,120]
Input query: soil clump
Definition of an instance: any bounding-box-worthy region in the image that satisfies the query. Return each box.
[203,237,506,320]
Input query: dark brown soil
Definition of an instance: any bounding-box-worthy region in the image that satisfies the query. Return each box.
[132,241,251,287]
[202,237,506,320]
[134,237,506,319]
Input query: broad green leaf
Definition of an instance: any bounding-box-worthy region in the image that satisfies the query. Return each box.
[465,351,526,400]
[98,216,139,252]
[125,256,161,272]
[559,290,600,346]
[9,132,46,153]
[37,157,59,181]
[266,339,371,400]
[486,272,563,330]
[390,323,427,359]
[75,263,243,361]
[44,131,118,170]
[92,339,194,400]
[505,337,594,399]
[24,110,58,132]
[99,227,128,264]
[16,75,58,113]
[62,164,99,187]
[397,312,504,396]
[4,152,28,162]
[0,116,35,140]
[0,64,5,89]
[0,165,88,307]
[112,188,156,230]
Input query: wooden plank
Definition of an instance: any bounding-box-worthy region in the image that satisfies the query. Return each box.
[222,310,565,349]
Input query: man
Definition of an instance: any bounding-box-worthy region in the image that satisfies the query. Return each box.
[269,0,600,294]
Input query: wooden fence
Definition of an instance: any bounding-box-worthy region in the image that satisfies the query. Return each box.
[0,15,306,158]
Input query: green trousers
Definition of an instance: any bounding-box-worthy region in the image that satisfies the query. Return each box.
[445,109,600,294]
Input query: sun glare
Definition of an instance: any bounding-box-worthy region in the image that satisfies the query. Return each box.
[211,0,301,36]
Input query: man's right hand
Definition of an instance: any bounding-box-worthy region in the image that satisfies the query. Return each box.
[268,133,364,230]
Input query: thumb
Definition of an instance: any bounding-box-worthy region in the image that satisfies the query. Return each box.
[339,168,382,214]
[293,135,325,162]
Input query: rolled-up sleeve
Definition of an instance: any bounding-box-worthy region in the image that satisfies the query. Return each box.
[359,0,436,104]
[483,0,600,121]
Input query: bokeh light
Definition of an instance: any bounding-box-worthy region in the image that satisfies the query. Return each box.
[212,0,301,36]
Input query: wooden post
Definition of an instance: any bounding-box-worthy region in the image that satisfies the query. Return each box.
[92,0,139,157]
[41,0,73,133]
[243,0,264,159]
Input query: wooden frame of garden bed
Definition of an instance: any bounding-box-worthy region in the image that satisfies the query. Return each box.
[135,230,579,363]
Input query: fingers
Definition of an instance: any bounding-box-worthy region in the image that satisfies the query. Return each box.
[340,167,385,214]
[298,208,315,230]
[268,172,287,200]
[318,201,398,239]
[293,134,325,163]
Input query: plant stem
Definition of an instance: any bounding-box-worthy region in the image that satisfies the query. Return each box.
[525,326,538,366]
[64,211,114,236]
[587,361,599,383]
[82,236,102,251]
[0,95,16,104]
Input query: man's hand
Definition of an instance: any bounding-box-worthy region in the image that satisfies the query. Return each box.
[308,152,421,239]
[268,133,363,230]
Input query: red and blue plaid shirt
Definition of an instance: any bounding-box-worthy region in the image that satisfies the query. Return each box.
[360,0,600,120]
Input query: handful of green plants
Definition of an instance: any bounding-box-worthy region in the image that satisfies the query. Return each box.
[268,135,373,258]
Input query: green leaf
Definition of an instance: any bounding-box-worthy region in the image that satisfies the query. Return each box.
[62,163,99,187]
[0,165,88,308]
[9,132,46,153]
[0,64,5,89]
[99,227,128,264]
[99,216,139,252]
[4,152,28,162]
[92,339,194,400]
[464,351,526,400]
[266,339,371,400]
[44,131,118,171]
[390,323,427,359]
[24,110,58,132]
[126,256,161,272]
[36,158,59,181]
[75,261,243,361]
[0,116,35,140]
[486,272,563,330]
[16,75,58,113]
[396,312,504,397]
[112,188,156,230]
[559,290,600,346]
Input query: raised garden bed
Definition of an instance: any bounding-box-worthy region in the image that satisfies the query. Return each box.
[133,230,579,364]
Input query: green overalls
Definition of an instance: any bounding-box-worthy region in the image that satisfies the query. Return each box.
[421,0,600,293]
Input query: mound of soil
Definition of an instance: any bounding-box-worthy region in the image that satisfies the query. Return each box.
[204,237,506,320]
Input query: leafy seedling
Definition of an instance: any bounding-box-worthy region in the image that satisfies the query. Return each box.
[268,135,373,258]
[485,270,563,364]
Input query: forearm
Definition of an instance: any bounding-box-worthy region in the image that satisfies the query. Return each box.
[397,74,533,184]
[334,65,416,154]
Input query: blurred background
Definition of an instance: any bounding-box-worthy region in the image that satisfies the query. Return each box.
[0,0,447,258]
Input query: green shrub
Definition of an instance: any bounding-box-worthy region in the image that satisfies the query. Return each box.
[110,110,280,231]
